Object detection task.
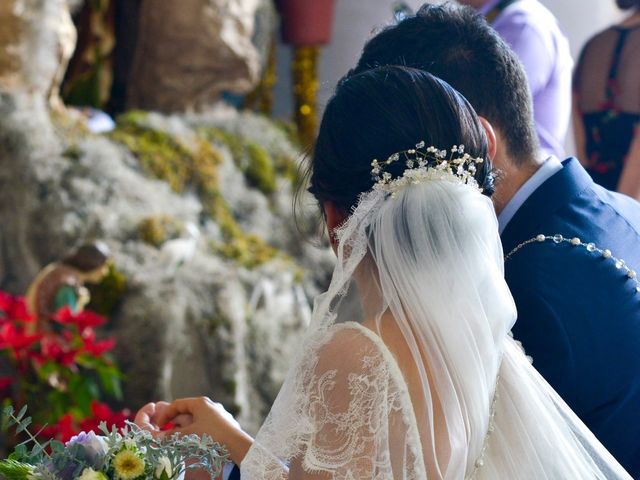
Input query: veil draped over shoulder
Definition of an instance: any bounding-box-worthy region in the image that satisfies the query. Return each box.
[240,175,632,479]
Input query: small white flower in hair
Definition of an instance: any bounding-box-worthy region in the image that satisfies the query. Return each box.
[370,143,486,196]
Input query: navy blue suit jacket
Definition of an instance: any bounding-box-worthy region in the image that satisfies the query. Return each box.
[503,158,640,477]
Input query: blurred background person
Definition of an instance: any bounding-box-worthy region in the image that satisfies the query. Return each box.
[573,0,640,197]
[458,0,573,160]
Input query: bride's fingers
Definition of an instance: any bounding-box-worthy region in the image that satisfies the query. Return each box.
[134,402,160,431]
[172,413,194,428]
[150,401,170,422]
[155,397,204,427]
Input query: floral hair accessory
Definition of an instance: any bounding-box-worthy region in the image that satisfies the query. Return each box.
[371,142,485,197]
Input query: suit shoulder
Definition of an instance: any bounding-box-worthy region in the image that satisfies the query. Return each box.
[506,237,633,290]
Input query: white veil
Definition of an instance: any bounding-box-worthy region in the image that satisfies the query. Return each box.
[240,173,632,479]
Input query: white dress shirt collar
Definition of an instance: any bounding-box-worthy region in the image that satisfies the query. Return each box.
[497,156,563,234]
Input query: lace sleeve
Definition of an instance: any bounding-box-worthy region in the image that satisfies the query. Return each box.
[240,323,426,480]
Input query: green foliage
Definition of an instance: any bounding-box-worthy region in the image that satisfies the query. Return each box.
[1,406,52,466]
[87,263,127,316]
[0,458,35,480]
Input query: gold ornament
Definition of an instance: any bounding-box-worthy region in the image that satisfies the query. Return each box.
[292,46,320,147]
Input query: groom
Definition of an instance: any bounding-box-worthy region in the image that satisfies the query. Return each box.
[350,3,640,476]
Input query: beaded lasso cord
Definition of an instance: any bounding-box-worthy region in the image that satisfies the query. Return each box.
[505,233,640,290]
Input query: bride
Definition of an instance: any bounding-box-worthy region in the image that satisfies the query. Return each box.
[136,66,632,479]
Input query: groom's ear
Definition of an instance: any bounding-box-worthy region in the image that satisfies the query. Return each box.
[479,116,497,161]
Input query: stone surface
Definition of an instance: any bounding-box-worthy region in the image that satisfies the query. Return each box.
[0,0,76,105]
[126,0,267,112]
[0,97,333,433]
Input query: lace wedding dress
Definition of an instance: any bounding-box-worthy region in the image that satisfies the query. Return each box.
[240,172,632,479]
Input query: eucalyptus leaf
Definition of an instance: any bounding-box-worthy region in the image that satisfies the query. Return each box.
[15,406,27,422]
[15,417,31,434]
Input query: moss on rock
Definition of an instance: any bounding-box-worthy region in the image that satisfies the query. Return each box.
[245,141,277,195]
[110,111,191,192]
[137,215,184,247]
[202,127,300,194]
[110,112,283,269]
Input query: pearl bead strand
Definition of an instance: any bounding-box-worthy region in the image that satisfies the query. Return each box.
[505,234,640,292]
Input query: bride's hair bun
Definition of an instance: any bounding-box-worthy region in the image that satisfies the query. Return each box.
[306,66,494,213]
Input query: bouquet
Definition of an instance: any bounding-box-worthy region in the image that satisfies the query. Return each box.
[0,406,229,480]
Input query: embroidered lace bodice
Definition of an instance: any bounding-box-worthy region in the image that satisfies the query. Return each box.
[241,322,427,479]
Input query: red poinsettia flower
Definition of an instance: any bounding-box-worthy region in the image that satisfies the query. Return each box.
[0,293,34,324]
[0,323,41,355]
[0,291,11,315]
[38,334,80,367]
[52,307,107,331]
[79,329,116,357]
[39,413,78,443]
[79,400,131,433]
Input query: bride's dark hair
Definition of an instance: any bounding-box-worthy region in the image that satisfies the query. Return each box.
[308,66,494,213]
[616,0,640,10]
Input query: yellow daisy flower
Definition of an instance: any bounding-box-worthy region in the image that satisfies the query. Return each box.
[113,449,145,480]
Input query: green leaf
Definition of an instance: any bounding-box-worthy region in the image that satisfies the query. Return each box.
[14,417,31,434]
[1,406,15,430]
[98,365,123,400]
[68,375,95,415]
[50,440,65,454]
[29,442,46,458]
[98,421,109,435]
[15,405,27,422]
[10,444,27,460]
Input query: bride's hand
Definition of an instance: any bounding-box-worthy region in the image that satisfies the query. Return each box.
[134,401,193,434]
[155,397,253,465]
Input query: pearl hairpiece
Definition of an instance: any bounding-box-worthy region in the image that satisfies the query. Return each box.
[371,142,485,197]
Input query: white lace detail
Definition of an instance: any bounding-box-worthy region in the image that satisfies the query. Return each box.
[242,323,426,479]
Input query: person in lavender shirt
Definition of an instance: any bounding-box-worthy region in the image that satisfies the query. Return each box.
[459,0,573,159]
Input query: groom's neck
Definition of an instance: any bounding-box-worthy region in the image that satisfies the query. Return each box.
[492,151,545,215]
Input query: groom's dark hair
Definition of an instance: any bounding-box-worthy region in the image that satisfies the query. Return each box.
[351,2,538,167]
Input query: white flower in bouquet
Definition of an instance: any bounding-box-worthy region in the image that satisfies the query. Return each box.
[154,456,173,479]
[76,467,108,480]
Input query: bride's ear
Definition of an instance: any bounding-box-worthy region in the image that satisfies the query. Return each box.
[323,201,347,252]
[479,116,497,161]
